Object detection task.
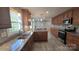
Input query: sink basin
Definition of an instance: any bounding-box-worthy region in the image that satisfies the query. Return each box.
[18,36,25,39]
[18,32,31,39]
[10,39,24,51]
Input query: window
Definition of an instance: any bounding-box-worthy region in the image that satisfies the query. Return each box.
[7,8,23,36]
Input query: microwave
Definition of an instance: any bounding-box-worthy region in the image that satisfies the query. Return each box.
[63,17,73,24]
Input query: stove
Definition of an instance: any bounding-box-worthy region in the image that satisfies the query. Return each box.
[58,30,67,44]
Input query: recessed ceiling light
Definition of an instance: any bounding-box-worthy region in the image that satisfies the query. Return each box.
[32,19,34,21]
[46,11,49,14]
[40,18,42,21]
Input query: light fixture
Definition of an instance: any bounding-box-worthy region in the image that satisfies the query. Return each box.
[29,19,31,21]
[30,26,32,29]
[40,18,43,21]
[25,26,28,28]
[18,13,21,16]
[32,19,34,21]
[46,11,49,14]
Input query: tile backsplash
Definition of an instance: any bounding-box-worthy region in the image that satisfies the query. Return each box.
[0,29,7,38]
[0,29,8,43]
[0,28,20,44]
[74,24,79,33]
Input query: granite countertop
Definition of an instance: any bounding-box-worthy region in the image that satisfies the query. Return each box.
[0,32,33,51]
[16,32,33,51]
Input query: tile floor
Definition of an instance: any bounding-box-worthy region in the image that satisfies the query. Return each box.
[32,32,73,51]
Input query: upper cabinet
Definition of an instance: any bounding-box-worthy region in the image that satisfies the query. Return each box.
[57,14,64,25]
[21,9,31,31]
[52,8,73,25]
[73,8,79,25]
[52,17,58,25]
[52,14,63,25]
[21,9,31,26]
[63,10,73,19]
[0,7,11,29]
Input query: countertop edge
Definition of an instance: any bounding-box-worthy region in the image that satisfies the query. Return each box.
[16,32,33,51]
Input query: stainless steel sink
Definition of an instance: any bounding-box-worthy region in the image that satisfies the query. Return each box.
[18,32,31,39]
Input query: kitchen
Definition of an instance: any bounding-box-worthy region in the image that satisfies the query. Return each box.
[0,7,79,51]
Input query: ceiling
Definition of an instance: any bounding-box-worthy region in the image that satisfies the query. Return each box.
[22,7,71,18]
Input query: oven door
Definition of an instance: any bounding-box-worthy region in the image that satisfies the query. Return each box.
[58,31,66,44]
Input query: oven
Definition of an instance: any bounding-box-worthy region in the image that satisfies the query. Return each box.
[58,30,67,44]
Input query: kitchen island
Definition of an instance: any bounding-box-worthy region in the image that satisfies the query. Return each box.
[33,30,48,42]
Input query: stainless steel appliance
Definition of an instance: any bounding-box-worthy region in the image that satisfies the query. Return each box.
[58,17,76,45]
[58,30,67,44]
[63,17,73,25]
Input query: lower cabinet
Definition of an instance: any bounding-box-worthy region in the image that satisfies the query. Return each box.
[33,31,48,42]
[67,33,76,48]
[67,32,79,49]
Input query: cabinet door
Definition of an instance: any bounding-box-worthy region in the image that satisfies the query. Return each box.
[63,12,68,19]
[52,17,58,25]
[68,10,73,18]
[22,9,31,26]
[75,37,79,48]
[57,14,64,25]
[0,7,11,29]
[63,10,73,19]
[21,36,33,51]
[52,14,63,25]
[67,33,76,48]
[73,8,79,25]
[52,17,55,24]
[33,32,39,41]
[41,32,48,41]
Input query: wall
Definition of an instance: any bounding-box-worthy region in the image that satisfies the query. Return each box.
[31,17,51,31]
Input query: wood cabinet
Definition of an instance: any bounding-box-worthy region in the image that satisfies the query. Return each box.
[0,7,11,29]
[51,8,79,47]
[73,8,79,25]
[22,9,31,25]
[63,10,73,19]
[52,17,58,25]
[67,32,76,48]
[51,9,73,39]
[21,9,31,31]
[76,37,79,49]
[33,31,48,42]
[52,9,73,25]
[52,14,63,25]
[57,14,63,25]
[67,32,79,49]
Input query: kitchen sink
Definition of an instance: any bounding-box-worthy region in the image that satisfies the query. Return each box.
[18,31,31,39]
